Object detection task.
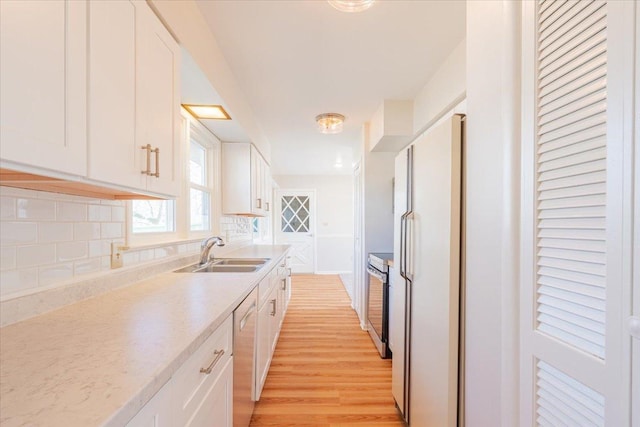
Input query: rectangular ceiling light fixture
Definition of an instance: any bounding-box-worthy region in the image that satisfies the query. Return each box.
[182,104,231,120]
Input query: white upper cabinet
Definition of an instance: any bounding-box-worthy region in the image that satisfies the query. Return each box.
[88,0,139,189]
[88,0,181,197]
[222,143,270,217]
[1,0,180,199]
[0,0,87,176]
[136,1,181,196]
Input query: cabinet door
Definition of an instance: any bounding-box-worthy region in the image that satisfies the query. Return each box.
[125,379,174,427]
[0,0,86,175]
[87,0,143,190]
[251,146,264,215]
[136,1,181,197]
[184,357,233,427]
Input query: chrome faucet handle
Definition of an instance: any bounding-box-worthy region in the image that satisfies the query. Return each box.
[199,236,226,266]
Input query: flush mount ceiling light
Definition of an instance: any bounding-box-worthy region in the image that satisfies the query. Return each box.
[316,113,345,134]
[328,0,375,13]
[182,104,231,120]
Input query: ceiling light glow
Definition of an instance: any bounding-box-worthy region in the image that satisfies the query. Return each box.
[182,104,231,120]
[316,113,345,134]
[328,0,375,13]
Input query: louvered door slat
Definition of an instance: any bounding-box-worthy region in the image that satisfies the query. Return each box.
[538,295,605,324]
[538,134,604,159]
[540,1,605,55]
[538,193,605,210]
[538,87,605,128]
[538,237,606,253]
[539,0,576,33]
[539,305,605,334]
[536,361,605,426]
[539,11,606,68]
[538,182,605,201]
[538,170,606,192]
[538,266,605,289]
[539,124,604,152]
[538,246,606,263]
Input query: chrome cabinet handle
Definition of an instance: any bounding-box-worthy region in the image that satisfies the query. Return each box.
[141,144,152,175]
[151,147,160,178]
[200,349,225,374]
[281,278,286,290]
[256,198,262,209]
[399,211,408,279]
[270,299,276,316]
[405,211,414,282]
[265,202,270,212]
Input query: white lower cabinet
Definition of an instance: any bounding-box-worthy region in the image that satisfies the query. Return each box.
[126,316,233,427]
[125,378,174,427]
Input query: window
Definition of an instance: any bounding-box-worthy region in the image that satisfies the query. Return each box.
[132,200,176,234]
[128,110,220,245]
[188,130,214,233]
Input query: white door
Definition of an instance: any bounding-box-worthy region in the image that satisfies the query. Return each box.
[275,190,315,273]
[520,1,634,425]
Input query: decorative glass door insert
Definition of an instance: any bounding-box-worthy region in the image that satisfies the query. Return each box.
[281,195,310,233]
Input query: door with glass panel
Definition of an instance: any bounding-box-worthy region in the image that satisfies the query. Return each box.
[275,189,315,273]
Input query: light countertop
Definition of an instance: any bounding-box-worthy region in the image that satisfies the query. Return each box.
[0,245,290,427]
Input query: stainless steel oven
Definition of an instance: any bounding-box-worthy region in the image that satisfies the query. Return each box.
[367,252,392,358]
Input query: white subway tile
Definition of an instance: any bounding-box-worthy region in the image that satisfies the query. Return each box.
[139,249,155,262]
[39,263,73,286]
[1,247,16,270]
[38,223,74,243]
[101,223,122,239]
[0,187,40,198]
[123,251,140,265]
[101,256,110,269]
[0,268,39,296]
[111,206,125,222]
[1,222,38,246]
[73,258,102,275]
[0,197,16,220]
[89,240,110,257]
[16,198,56,220]
[16,245,56,268]
[74,223,101,240]
[56,202,87,222]
[88,205,111,222]
[56,241,88,262]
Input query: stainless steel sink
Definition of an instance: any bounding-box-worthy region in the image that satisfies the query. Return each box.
[213,258,270,266]
[174,258,269,273]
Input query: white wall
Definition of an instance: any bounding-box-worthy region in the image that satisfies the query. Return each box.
[273,175,353,273]
[464,1,520,426]
[413,38,466,135]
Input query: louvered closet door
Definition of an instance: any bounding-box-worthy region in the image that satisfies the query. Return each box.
[521,1,634,426]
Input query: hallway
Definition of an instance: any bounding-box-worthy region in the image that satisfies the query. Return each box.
[250,274,404,427]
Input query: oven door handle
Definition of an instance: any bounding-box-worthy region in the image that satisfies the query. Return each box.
[367,266,386,281]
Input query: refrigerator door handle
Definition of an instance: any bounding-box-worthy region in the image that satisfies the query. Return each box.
[399,211,409,280]
[405,211,414,282]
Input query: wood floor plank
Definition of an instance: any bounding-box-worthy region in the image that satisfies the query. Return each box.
[250,274,404,426]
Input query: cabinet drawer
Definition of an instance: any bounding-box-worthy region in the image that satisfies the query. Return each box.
[172,315,232,425]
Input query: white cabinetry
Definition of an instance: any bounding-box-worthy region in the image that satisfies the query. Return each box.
[88,0,180,197]
[0,0,87,176]
[222,143,270,217]
[254,261,288,400]
[126,316,233,427]
[125,378,174,427]
[0,0,180,199]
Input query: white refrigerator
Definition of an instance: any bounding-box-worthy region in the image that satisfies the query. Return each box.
[390,114,464,426]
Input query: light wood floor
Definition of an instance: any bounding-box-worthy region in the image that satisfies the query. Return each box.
[250,274,405,427]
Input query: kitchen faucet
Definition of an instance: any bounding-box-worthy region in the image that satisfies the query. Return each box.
[199,236,225,266]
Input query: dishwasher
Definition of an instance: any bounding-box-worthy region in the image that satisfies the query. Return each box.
[233,288,258,427]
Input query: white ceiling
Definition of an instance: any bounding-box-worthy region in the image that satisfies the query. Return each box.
[192,0,465,175]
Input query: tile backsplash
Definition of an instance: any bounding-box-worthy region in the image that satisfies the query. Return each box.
[0,187,252,300]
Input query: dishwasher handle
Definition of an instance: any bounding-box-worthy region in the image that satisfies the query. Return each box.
[239,301,257,331]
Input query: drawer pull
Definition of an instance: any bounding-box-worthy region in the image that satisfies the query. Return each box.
[141,144,152,175]
[270,299,277,316]
[151,147,160,178]
[200,349,225,375]
[281,278,286,291]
